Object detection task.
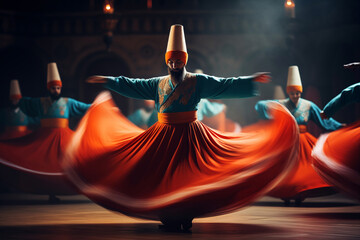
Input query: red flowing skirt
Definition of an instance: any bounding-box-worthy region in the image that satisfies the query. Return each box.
[0,126,78,195]
[0,126,33,140]
[312,121,360,201]
[267,131,334,200]
[63,91,299,220]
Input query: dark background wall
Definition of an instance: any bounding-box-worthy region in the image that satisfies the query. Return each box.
[0,0,359,131]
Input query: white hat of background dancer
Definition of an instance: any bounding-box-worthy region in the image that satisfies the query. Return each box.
[286,65,302,93]
[194,69,203,74]
[165,24,188,65]
[47,62,62,89]
[273,85,286,99]
[9,79,22,100]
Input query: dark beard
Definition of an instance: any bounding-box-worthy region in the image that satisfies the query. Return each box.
[50,93,61,101]
[168,67,184,82]
[9,103,18,109]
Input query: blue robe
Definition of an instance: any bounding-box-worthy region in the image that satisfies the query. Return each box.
[256,98,342,131]
[106,73,257,113]
[323,83,360,117]
[19,97,91,121]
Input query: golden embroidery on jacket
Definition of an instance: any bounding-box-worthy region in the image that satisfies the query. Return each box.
[158,74,197,113]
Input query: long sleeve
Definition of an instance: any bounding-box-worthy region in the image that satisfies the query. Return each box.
[323,83,360,117]
[310,102,342,131]
[255,100,278,120]
[18,97,42,117]
[197,74,258,99]
[68,98,91,118]
[197,99,225,121]
[105,76,159,100]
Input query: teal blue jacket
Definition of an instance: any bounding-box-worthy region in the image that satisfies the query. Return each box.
[255,98,342,131]
[105,73,257,113]
[19,97,90,119]
[323,83,360,117]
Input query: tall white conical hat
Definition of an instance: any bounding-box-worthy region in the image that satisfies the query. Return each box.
[165,24,188,65]
[9,79,22,100]
[273,85,285,99]
[47,62,62,89]
[286,65,302,93]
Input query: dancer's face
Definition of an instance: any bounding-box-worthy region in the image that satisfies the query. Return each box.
[167,59,185,72]
[10,98,20,106]
[167,59,185,82]
[49,85,62,100]
[288,91,301,105]
[10,98,20,108]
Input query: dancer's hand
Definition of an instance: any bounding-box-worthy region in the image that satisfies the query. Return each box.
[344,62,360,69]
[86,75,108,83]
[253,72,271,83]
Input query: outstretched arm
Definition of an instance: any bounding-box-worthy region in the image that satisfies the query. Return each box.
[255,100,279,120]
[198,72,271,99]
[86,75,108,83]
[344,62,360,69]
[322,83,360,119]
[311,103,342,131]
[253,72,271,83]
[86,75,158,100]
[68,98,91,118]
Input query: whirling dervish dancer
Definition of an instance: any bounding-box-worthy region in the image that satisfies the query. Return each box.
[255,66,343,205]
[63,24,299,231]
[0,79,39,140]
[0,62,91,202]
[312,62,360,201]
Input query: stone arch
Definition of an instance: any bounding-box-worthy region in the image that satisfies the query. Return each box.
[185,48,213,74]
[74,51,132,114]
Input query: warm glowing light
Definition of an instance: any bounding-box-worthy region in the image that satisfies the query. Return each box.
[285,0,295,7]
[284,0,295,18]
[147,0,152,9]
[103,0,114,14]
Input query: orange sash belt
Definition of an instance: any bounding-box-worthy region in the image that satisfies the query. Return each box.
[6,126,28,132]
[41,118,69,128]
[298,124,307,133]
[158,111,197,124]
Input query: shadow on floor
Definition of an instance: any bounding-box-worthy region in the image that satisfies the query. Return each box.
[0,222,287,240]
[298,212,360,220]
[252,200,359,208]
[0,195,91,206]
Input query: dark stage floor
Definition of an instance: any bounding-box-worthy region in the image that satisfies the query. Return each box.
[0,192,359,240]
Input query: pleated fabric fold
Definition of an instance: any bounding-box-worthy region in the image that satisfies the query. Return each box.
[63,91,299,220]
[312,121,360,201]
[266,131,334,200]
[0,125,77,195]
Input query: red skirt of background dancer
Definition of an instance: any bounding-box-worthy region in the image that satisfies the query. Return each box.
[312,121,360,201]
[267,130,334,200]
[0,126,33,140]
[63,91,299,221]
[0,123,78,195]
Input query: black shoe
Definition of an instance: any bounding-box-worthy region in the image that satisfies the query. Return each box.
[48,195,60,204]
[295,197,304,206]
[282,198,291,206]
[181,220,192,232]
[158,224,182,232]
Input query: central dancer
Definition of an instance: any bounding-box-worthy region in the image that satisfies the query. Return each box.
[63,24,299,231]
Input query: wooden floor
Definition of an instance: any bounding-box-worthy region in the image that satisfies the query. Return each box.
[0,192,359,240]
